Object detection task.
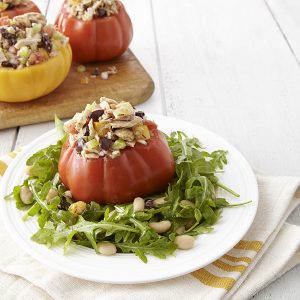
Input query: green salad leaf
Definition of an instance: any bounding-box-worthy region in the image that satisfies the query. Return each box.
[26,139,64,183]
[5,129,249,263]
[54,114,65,138]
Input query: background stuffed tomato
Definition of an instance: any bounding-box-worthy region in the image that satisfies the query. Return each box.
[55,0,133,62]
[58,121,175,204]
[0,44,72,102]
[0,1,40,18]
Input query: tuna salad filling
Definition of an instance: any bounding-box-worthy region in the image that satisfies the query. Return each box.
[64,97,151,159]
[0,0,28,11]
[0,13,69,69]
[65,0,119,21]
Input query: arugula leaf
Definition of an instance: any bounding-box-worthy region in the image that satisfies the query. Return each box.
[14,186,28,209]
[187,224,214,236]
[31,222,67,247]
[64,231,77,253]
[26,139,64,183]
[117,238,176,263]
[52,210,77,226]
[38,209,50,228]
[82,202,108,221]
[29,181,51,213]
[84,232,99,253]
[22,202,41,221]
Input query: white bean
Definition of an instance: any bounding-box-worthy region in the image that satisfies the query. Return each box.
[149,220,171,233]
[180,200,195,208]
[175,226,186,235]
[153,197,166,207]
[69,201,87,216]
[24,165,32,176]
[64,190,72,198]
[175,235,195,250]
[46,188,58,204]
[98,241,117,256]
[20,186,33,204]
[133,197,144,212]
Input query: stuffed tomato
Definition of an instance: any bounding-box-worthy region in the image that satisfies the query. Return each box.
[58,98,175,204]
[0,0,40,18]
[0,13,72,102]
[55,0,133,62]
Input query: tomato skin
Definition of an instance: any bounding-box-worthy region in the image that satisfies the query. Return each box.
[0,1,41,18]
[58,121,175,204]
[55,0,133,63]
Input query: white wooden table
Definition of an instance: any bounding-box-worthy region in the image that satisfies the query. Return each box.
[1,0,300,298]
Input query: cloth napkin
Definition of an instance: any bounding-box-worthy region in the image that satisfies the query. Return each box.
[0,150,299,300]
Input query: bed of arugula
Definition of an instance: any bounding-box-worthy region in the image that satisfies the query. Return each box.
[5,119,248,263]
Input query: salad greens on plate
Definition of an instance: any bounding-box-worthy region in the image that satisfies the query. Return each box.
[5,118,248,263]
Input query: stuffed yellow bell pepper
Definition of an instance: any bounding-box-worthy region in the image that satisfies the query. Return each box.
[0,12,72,102]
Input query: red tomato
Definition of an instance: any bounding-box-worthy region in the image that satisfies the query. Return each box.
[0,1,40,18]
[58,121,175,204]
[55,0,133,63]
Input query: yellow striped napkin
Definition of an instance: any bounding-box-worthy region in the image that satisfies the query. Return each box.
[0,151,300,300]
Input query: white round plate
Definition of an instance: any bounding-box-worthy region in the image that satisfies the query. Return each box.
[0,114,258,284]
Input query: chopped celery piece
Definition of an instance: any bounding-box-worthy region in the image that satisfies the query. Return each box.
[112,139,126,150]
[18,46,30,65]
[7,26,15,34]
[77,65,86,73]
[32,23,42,35]
[53,31,65,41]
[86,139,99,149]
[0,3,8,11]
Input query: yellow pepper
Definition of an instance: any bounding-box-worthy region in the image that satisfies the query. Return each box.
[0,44,72,102]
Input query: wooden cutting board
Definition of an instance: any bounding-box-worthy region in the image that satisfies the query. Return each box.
[0,50,154,130]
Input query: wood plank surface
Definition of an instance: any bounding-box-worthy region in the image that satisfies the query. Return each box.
[266,0,300,63]
[152,0,300,177]
[0,129,16,155]
[0,50,154,130]
[253,2,300,299]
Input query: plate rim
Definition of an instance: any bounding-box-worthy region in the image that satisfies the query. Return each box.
[0,114,258,284]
